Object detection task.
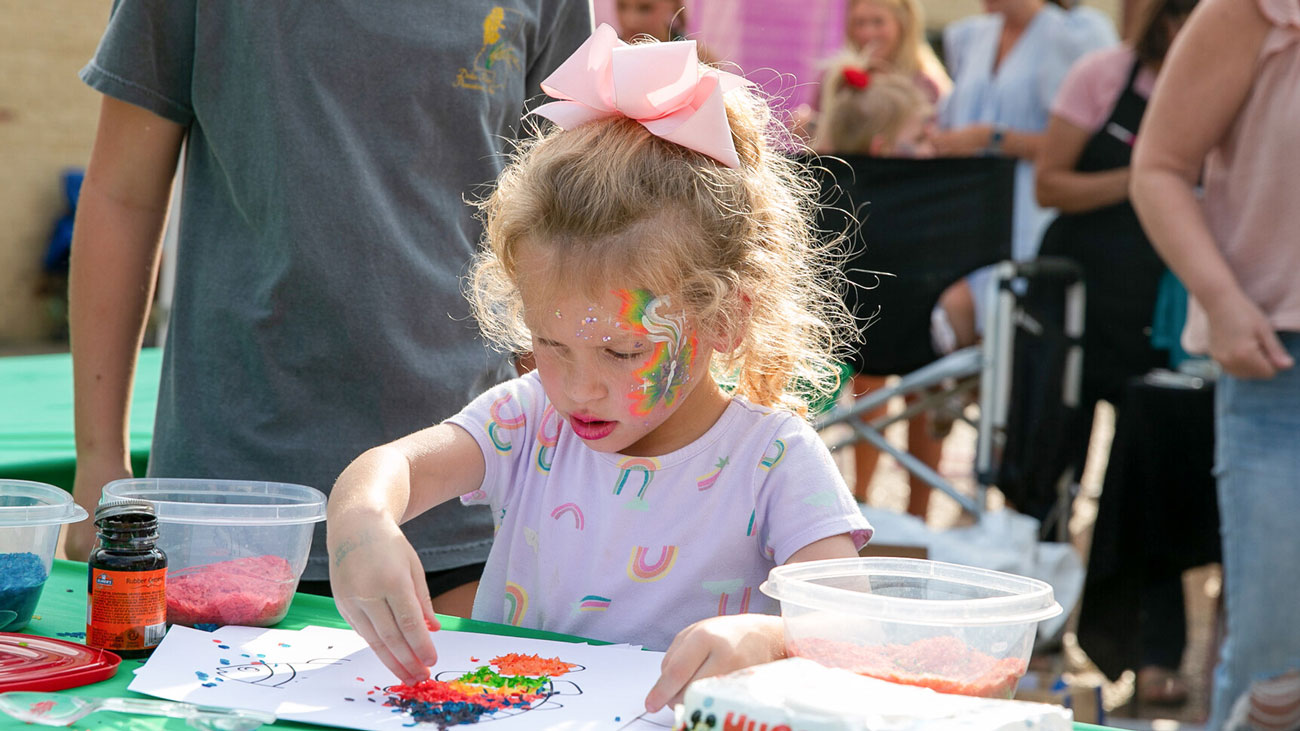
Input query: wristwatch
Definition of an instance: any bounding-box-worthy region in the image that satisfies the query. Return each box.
[986,124,1006,156]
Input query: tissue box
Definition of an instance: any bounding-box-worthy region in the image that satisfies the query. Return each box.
[675,658,1073,731]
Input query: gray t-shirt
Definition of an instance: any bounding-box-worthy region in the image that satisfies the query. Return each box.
[81,0,592,580]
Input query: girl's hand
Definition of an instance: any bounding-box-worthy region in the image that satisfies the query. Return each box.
[328,516,441,685]
[1205,291,1294,379]
[643,614,786,712]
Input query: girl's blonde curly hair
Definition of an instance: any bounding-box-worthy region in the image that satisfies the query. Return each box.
[468,81,856,417]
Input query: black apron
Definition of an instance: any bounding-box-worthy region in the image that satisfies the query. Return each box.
[1039,59,1167,408]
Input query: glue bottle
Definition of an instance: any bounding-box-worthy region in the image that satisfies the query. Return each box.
[87,498,168,657]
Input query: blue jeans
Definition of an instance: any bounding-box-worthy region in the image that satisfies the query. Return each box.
[1210,331,1300,730]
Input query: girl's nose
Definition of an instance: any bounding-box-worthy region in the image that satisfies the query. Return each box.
[564,364,607,404]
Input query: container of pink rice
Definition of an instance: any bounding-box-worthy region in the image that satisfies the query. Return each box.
[101,479,325,628]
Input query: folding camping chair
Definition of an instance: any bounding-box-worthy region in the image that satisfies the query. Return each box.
[810,155,1085,539]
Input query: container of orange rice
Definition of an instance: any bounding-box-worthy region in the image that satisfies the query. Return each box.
[760,558,1062,699]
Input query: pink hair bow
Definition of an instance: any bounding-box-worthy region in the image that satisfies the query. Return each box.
[532,24,753,168]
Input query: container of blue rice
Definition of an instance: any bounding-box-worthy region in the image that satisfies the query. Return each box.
[0,480,88,631]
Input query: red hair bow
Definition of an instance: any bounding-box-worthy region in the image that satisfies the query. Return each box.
[842,67,871,90]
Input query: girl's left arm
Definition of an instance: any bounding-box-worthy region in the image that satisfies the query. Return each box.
[643,533,859,712]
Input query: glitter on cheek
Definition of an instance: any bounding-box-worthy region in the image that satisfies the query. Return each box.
[602,336,612,342]
[583,316,598,324]
[554,310,563,319]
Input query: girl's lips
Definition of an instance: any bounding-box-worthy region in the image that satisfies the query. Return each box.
[569,415,617,441]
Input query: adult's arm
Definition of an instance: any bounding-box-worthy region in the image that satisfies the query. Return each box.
[1036,114,1130,212]
[932,123,1043,160]
[1130,0,1292,378]
[66,96,185,560]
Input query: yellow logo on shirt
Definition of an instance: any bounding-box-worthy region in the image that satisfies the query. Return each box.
[455,6,523,95]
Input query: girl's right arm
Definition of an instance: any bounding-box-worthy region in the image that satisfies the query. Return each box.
[326,422,487,685]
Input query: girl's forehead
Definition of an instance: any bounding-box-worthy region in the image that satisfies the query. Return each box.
[524,286,688,335]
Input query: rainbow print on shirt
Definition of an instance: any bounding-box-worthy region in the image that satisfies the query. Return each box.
[613,456,659,511]
[703,579,752,616]
[486,394,527,455]
[577,595,611,612]
[503,582,528,626]
[550,502,585,530]
[534,404,562,473]
[627,546,678,583]
[696,456,730,491]
[759,439,786,471]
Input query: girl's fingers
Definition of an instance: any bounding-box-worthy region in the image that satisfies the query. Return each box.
[362,597,435,685]
[644,629,709,712]
[339,604,408,683]
[411,560,442,635]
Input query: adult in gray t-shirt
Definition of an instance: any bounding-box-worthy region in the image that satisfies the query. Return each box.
[67,1,592,593]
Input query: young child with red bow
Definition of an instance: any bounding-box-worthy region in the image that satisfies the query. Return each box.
[326,24,872,711]
[815,63,937,156]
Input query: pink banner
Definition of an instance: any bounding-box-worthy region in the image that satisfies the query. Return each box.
[592,0,848,114]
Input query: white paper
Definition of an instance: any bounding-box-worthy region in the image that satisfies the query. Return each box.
[130,625,668,730]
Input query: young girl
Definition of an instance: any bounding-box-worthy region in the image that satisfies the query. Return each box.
[814,66,936,156]
[326,25,871,711]
[822,0,951,107]
[813,64,943,515]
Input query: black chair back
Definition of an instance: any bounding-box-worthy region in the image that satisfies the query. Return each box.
[811,155,1017,375]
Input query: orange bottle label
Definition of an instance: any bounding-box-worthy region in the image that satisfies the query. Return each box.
[86,568,167,651]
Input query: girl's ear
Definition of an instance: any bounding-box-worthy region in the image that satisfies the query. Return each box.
[714,291,752,354]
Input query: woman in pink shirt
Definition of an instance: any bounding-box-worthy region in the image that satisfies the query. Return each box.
[1133,0,1300,728]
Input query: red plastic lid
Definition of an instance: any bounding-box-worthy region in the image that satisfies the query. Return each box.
[0,633,121,692]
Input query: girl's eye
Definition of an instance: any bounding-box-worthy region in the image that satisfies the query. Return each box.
[606,349,643,361]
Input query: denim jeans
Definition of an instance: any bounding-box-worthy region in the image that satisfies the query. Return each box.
[1210,331,1300,730]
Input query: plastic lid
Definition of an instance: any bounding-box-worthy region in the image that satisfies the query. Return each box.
[102,478,326,526]
[94,499,156,522]
[0,481,89,528]
[760,557,1062,627]
[0,634,121,692]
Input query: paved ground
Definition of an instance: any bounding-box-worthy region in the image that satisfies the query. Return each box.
[828,392,1219,730]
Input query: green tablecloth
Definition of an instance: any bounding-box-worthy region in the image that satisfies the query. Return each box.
[0,349,161,492]
[13,560,1118,731]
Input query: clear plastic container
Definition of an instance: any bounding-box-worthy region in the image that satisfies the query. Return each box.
[0,480,89,631]
[760,557,1062,699]
[101,479,326,628]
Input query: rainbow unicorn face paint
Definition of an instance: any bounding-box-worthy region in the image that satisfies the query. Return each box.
[615,290,698,416]
[521,285,725,457]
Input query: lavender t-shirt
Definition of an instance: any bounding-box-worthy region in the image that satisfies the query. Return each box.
[447,372,872,650]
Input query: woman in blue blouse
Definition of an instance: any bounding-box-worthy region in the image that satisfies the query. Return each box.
[931,0,1116,343]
